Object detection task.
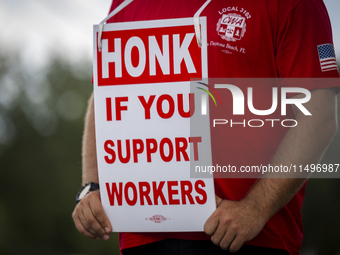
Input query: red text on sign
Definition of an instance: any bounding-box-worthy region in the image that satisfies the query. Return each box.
[104,136,202,164]
[97,26,202,85]
[105,180,208,206]
[105,93,195,121]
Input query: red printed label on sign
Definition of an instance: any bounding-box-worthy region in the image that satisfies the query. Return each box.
[97,25,202,86]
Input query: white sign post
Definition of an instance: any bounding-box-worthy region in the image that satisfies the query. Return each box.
[93,17,215,232]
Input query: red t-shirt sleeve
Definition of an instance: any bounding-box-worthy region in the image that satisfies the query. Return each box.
[276,0,339,79]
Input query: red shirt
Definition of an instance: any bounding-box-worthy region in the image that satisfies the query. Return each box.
[105,0,339,254]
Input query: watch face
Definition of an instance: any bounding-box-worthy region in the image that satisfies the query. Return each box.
[79,185,91,200]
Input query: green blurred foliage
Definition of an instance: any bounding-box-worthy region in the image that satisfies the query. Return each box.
[301,126,340,253]
[0,50,339,254]
[0,51,119,254]
[300,63,340,255]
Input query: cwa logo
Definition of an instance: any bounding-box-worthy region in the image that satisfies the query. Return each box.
[217,14,246,41]
[216,6,251,42]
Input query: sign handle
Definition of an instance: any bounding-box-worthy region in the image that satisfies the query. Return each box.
[98,0,134,51]
[97,0,210,50]
[193,0,211,47]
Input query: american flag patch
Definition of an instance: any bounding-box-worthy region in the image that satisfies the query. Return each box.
[317,44,338,72]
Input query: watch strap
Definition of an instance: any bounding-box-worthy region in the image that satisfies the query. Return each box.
[76,182,100,204]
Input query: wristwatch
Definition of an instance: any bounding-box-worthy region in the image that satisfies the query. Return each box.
[76,182,100,204]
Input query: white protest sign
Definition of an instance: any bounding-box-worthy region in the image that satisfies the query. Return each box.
[93,17,215,232]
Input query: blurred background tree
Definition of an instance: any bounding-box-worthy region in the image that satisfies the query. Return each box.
[0,47,339,255]
[0,50,119,254]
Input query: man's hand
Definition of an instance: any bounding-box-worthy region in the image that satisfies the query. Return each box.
[72,190,112,240]
[204,196,269,253]
[72,94,112,240]
[204,89,337,253]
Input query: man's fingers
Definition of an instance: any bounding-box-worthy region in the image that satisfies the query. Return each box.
[72,191,111,240]
[82,198,110,239]
[72,210,97,239]
[81,204,104,236]
[89,192,112,234]
[228,235,246,253]
[204,199,226,236]
[204,199,265,252]
[210,224,226,246]
[203,214,219,236]
[215,195,223,207]
[77,217,97,239]
[219,228,236,250]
